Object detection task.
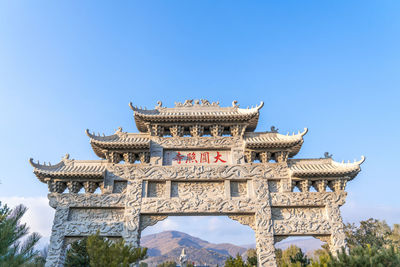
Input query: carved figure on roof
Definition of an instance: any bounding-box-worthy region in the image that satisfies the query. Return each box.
[270,126,279,133]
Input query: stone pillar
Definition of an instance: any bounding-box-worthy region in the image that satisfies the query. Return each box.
[122,180,143,247]
[327,201,347,255]
[253,179,277,267]
[45,205,69,267]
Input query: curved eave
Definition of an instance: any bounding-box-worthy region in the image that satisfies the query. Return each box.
[245,128,307,157]
[29,158,106,182]
[130,101,263,133]
[33,170,104,181]
[289,156,365,179]
[134,113,260,132]
[86,129,150,158]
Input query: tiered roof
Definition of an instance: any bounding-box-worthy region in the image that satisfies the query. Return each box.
[289,156,365,179]
[86,128,150,158]
[130,100,263,133]
[30,99,365,192]
[85,127,308,159]
[29,154,106,182]
[244,128,308,157]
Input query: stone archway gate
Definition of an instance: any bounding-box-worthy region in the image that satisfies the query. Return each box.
[30,99,364,266]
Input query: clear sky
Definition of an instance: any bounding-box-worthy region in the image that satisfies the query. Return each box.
[0,1,399,247]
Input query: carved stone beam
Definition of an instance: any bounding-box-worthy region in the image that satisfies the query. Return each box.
[123,152,136,164]
[274,220,331,235]
[210,124,224,137]
[67,181,82,194]
[189,124,204,137]
[169,125,184,137]
[64,222,124,237]
[313,180,328,192]
[245,150,256,163]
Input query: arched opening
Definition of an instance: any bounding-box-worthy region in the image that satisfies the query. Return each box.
[140,215,256,267]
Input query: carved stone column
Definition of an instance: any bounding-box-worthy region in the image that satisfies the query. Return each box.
[45,205,69,267]
[253,179,277,267]
[122,180,143,247]
[327,193,347,255]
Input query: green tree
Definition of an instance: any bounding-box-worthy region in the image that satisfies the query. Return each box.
[225,253,246,267]
[65,238,90,267]
[156,261,176,267]
[23,247,47,267]
[344,218,392,249]
[278,245,301,267]
[246,248,257,266]
[388,224,400,248]
[327,245,400,267]
[86,232,147,267]
[290,250,310,267]
[0,202,41,267]
[139,262,148,267]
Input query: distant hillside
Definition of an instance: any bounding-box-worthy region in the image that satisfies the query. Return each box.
[141,231,246,266]
[140,231,324,266]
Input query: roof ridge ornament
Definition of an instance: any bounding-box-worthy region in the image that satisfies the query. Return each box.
[270,126,279,133]
[173,99,220,108]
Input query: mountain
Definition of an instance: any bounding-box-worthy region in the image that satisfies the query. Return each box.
[140,231,324,266]
[141,231,247,266]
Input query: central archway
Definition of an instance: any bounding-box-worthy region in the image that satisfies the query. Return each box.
[140,215,256,266]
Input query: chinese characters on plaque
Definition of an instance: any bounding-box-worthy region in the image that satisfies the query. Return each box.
[163,151,230,166]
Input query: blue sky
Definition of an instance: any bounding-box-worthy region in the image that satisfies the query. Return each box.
[0,1,399,246]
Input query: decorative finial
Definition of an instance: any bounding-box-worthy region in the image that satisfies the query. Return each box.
[156,101,162,108]
[232,100,239,108]
[270,126,279,133]
[64,153,70,160]
[324,152,332,158]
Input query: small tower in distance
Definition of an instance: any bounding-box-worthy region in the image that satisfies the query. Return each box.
[179,248,188,267]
